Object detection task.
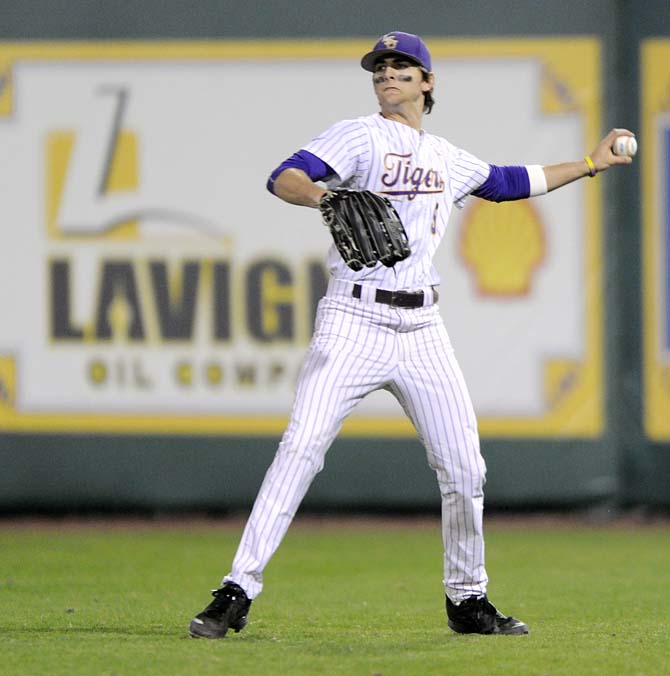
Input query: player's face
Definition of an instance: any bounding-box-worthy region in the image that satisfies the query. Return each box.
[372,57,432,111]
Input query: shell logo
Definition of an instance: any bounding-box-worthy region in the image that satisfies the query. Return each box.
[460,199,546,296]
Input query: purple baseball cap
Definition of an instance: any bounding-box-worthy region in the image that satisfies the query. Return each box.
[361,31,432,72]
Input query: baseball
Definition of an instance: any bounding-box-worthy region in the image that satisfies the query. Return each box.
[612,135,637,157]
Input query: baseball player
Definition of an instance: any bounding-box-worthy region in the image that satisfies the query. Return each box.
[189,31,634,638]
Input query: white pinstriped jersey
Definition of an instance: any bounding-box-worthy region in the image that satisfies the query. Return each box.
[302,113,490,290]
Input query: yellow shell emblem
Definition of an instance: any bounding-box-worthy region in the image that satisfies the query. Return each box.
[460,200,545,296]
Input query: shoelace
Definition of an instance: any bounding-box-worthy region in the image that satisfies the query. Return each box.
[211,586,246,603]
[212,588,233,599]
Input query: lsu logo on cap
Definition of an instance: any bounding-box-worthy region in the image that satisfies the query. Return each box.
[382,34,398,49]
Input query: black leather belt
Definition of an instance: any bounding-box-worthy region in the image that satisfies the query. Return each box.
[352,284,438,308]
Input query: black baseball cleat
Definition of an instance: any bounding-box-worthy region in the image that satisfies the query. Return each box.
[189,582,252,639]
[446,595,529,635]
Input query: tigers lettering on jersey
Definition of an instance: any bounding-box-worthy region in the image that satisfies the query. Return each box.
[379,152,445,199]
[301,113,490,288]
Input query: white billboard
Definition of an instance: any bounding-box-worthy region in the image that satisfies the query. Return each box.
[0,39,603,436]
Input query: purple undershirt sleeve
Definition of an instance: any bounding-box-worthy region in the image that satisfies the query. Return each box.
[266,150,336,195]
[471,165,530,202]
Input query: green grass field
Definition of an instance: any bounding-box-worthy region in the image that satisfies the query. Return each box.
[1,515,668,675]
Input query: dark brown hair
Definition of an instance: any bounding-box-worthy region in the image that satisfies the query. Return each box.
[422,69,435,114]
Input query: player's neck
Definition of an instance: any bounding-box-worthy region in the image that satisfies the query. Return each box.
[380,104,424,131]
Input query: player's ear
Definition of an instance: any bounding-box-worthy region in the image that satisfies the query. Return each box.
[421,71,435,93]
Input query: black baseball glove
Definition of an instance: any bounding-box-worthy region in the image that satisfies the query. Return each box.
[319,189,411,271]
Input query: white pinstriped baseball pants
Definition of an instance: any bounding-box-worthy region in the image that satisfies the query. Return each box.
[224,280,488,603]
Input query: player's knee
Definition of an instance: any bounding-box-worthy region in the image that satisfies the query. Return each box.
[276,438,328,475]
[432,450,487,498]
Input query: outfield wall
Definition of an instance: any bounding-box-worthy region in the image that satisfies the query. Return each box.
[0,0,668,510]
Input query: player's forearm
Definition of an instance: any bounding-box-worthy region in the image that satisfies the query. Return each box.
[542,160,592,192]
[272,168,328,208]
